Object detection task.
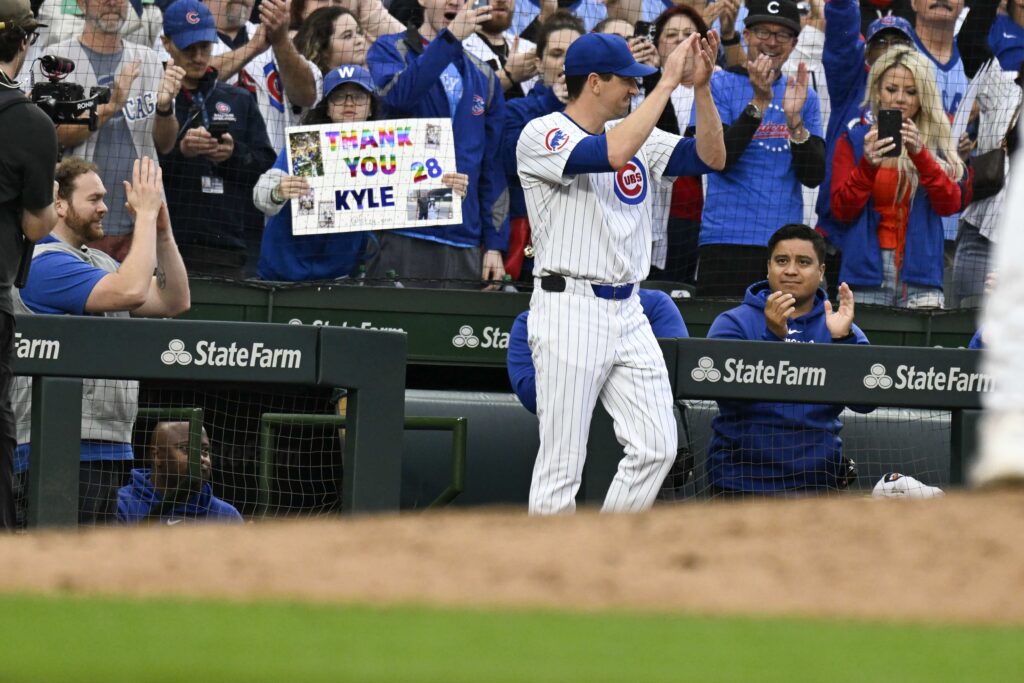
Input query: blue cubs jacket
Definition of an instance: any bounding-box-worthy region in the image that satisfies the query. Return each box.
[368,26,509,251]
[707,281,872,493]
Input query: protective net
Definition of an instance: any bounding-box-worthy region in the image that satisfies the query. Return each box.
[658,400,952,501]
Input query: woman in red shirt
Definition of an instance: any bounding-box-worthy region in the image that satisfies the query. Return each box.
[831,47,964,308]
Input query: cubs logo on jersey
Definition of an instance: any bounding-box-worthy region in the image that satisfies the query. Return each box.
[472,94,486,116]
[613,157,647,205]
[544,128,569,152]
[264,62,285,113]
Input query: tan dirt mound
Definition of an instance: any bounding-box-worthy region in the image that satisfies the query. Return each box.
[2,491,1023,624]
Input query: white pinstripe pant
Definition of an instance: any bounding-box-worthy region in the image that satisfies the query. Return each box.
[527,285,676,514]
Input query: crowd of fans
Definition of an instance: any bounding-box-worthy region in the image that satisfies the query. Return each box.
[1,0,1015,302]
[1,0,1020,524]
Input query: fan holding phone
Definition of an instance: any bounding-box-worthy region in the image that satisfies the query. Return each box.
[830,47,965,309]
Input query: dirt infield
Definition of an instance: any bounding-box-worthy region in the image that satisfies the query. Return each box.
[2,491,1023,625]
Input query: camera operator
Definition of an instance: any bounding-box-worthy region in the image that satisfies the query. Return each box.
[0,0,59,531]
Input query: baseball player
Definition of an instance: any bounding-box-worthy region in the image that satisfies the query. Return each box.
[516,31,725,514]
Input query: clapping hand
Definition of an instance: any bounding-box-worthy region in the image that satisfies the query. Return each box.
[764,290,797,339]
[824,282,855,339]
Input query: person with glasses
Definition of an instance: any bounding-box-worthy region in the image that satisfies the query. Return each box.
[158,0,276,278]
[691,0,825,297]
[254,65,470,282]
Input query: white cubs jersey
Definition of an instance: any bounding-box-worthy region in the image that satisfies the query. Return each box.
[517,112,684,284]
[211,23,323,152]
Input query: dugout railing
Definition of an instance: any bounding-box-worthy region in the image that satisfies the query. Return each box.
[12,315,407,528]
[574,339,988,504]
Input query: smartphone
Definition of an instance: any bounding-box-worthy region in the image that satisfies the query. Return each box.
[877,109,902,158]
[634,20,654,42]
[472,0,490,9]
[207,121,231,142]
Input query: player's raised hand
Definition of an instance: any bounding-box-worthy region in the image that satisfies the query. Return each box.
[661,32,699,89]
[825,282,855,339]
[449,2,492,41]
[764,290,797,339]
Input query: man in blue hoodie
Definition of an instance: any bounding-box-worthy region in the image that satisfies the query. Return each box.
[707,223,872,496]
[117,421,241,524]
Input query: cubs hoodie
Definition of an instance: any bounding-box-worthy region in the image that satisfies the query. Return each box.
[706,280,872,493]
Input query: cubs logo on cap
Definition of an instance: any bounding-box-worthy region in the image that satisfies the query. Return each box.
[185,10,200,24]
[614,157,647,205]
[544,128,569,152]
[164,0,218,51]
[865,15,915,44]
[216,102,231,114]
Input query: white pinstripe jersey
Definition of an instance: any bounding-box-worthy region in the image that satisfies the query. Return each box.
[516,112,685,284]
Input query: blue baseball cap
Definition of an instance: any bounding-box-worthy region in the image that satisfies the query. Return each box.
[163,0,219,51]
[866,15,915,44]
[563,33,656,78]
[322,65,376,100]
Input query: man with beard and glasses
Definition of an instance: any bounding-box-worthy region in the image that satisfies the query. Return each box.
[117,422,242,524]
[463,0,539,100]
[11,157,190,527]
[691,0,825,297]
[43,0,185,262]
[200,0,319,151]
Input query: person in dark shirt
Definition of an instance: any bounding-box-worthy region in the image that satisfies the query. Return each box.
[0,0,58,531]
[158,0,276,278]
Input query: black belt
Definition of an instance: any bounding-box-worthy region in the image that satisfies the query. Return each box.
[540,274,636,301]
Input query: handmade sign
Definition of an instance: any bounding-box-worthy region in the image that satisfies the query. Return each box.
[286,117,460,234]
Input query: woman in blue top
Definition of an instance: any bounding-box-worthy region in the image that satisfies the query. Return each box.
[254,64,470,281]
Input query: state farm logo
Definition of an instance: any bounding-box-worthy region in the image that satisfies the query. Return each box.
[160,339,302,369]
[452,325,479,349]
[863,363,893,389]
[161,339,193,366]
[691,356,721,382]
[451,325,509,350]
[14,331,61,360]
[689,356,826,386]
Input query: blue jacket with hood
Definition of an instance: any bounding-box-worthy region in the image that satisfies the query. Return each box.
[707,280,872,493]
[832,124,952,289]
[117,468,243,524]
[368,26,509,252]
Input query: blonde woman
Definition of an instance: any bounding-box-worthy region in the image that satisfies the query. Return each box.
[830,47,964,308]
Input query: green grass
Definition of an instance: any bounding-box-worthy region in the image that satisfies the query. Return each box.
[1,593,1021,682]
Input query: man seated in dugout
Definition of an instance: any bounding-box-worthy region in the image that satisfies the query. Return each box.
[705,224,874,497]
[117,421,242,524]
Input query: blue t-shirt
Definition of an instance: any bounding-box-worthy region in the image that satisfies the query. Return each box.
[693,69,822,247]
[16,235,132,470]
[18,235,108,315]
[989,14,1024,72]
